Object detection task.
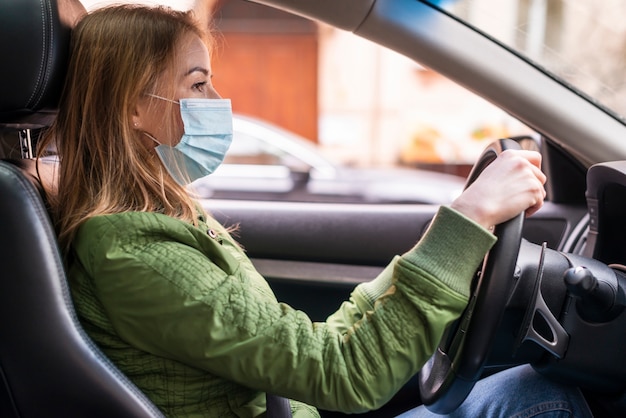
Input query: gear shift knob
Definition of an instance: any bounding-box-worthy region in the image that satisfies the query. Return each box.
[564,266,615,322]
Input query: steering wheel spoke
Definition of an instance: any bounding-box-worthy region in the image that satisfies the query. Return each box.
[514,243,570,359]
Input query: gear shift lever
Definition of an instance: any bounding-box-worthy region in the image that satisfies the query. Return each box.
[563,265,625,323]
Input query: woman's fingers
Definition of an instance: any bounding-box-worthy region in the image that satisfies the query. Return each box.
[450,150,546,230]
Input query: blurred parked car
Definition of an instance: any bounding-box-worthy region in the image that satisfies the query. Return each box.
[191,114,465,204]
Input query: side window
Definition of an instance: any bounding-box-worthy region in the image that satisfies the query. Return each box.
[209,0,538,204]
[212,0,537,181]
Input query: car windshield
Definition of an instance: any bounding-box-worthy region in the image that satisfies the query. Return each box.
[429,0,626,121]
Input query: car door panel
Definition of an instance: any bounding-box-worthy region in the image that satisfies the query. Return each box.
[205,199,437,321]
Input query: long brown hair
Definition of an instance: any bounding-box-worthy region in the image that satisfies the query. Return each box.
[37,5,212,252]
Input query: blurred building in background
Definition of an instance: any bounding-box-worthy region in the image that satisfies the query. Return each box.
[210,0,319,145]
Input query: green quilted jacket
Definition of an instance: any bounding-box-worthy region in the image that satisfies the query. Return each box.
[68,205,495,417]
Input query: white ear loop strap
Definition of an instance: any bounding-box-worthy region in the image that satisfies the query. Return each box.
[142,94,180,146]
[142,131,162,146]
[148,93,180,105]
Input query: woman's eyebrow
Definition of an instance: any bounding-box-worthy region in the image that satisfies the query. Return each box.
[185,66,209,76]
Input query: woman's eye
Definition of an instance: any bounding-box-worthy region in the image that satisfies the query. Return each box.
[193,81,207,91]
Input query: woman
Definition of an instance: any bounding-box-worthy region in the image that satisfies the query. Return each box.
[37,4,587,417]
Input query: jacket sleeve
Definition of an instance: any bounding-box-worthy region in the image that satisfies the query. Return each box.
[78,205,495,413]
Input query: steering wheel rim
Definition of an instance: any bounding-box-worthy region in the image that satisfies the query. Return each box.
[418,138,525,414]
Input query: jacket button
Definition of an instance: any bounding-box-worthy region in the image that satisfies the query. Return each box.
[207,228,218,239]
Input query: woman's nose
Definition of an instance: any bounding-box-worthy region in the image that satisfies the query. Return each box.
[208,86,221,99]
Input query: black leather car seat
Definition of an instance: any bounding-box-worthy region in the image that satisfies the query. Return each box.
[0,160,168,418]
[0,0,167,416]
[0,1,292,417]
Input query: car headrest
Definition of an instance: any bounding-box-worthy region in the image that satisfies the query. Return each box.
[0,0,86,128]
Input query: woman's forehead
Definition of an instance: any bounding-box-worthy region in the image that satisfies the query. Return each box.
[177,34,211,75]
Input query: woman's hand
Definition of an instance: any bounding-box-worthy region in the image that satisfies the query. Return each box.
[450,149,547,231]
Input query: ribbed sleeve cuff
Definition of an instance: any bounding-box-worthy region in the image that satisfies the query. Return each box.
[399,205,496,298]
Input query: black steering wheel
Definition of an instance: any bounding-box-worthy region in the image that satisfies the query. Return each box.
[418,138,525,414]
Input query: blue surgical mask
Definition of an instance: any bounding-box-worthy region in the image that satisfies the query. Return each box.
[146,95,233,185]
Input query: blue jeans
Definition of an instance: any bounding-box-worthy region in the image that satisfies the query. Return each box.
[397,365,593,417]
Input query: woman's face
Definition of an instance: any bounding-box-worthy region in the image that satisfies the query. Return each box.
[136,33,220,146]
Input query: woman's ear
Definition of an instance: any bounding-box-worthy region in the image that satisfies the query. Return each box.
[131,113,141,130]
[132,97,147,130]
